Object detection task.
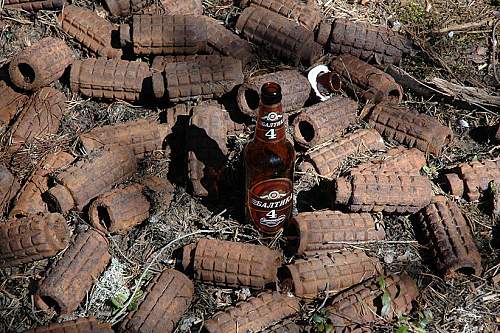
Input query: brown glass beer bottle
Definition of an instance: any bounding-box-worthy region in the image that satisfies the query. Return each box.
[244,82,296,233]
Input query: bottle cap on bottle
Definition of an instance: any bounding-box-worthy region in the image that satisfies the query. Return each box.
[261,82,282,105]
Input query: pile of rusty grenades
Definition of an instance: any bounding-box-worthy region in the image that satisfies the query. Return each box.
[0,0,499,332]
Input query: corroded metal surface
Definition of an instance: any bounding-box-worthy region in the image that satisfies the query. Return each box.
[350,147,426,175]
[59,5,122,59]
[292,96,358,148]
[287,210,385,256]
[0,80,28,127]
[334,172,434,213]
[301,129,385,177]
[70,59,152,102]
[141,176,175,208]
[364,101,453,156]
[235,6,322,66]
[35,230,111,314]
[22,318,113,333]
[121,269,194,333]
[330,55,403,103]
[281,251,382,299]
[0,165,20,214]
[0,213,70,268]
[183,238,282,289]
[326,274,419,332]
[317,19,413,65]
[417,196,482,279]
[103,0,149,16]
[237,70,310,117]
[45,146,137,213]
[204,291,300,333]
[4,0,64,11]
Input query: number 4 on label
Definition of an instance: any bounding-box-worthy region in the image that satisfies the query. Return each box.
[265,129,277,140]
[266,210,277,219]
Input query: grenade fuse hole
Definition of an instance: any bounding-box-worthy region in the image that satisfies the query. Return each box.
[18,63,35,83]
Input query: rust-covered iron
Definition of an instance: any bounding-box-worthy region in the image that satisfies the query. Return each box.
[292,96,358,148]
[0,213,70,268]
[45,146,137,213]
[10,152,74,218]
[363,101,454,156]
[121,269,194,333]
[9,37,73,91]
[326,274,419,331]
[160,0,203,15]
[334,172,434,213]
[286,210,385,256]
[89,183,150,234]
[262,320,302,333]
[0,80,28,127]
[280,251,382,299]
[300,129,385,177]
[444,159,500,201]
[317,18,413,65]
[79,119,170,158]
[141,176,175,208]
[120,15,208,55]
[237,70,310,117]
[22,318,113,333]
[70,59,152,102]
[8,87,66,148]
[235,6,322,66]
[350,147,426,175]
[330,55,403,103]
[35,230,111,314]
[239,0,321,31]
[203,291,300,333]
[417,196,482,279]
[103,0,149,16]
[203,16,255,67]
[182,238,282,289]
[151,55,231,71]
[59,5,123,59]
[3,0,64,11]
[0,165,20,214]
[152,56,243,102]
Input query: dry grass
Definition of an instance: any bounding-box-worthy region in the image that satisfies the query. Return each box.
[0,0,499,332]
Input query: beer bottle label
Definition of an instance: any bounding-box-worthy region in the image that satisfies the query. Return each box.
[255,111,286,143]
[248,178,293,231]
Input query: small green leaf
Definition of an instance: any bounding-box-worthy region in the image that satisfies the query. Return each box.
[317,322,325,332]
[378,276,386,290]
[110,292,128,309]
[325,323,333,332]
[312,314,323,324]
[381,291,392,317]
[396,325,409,333]
[127,290,144,311]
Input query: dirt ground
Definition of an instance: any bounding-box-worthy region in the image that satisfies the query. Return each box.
[0,0,499,332]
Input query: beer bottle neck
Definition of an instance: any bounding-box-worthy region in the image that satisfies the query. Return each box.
[254,102,286,143]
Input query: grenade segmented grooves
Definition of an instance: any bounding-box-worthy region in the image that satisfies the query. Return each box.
[103,0,149,16]
[365,102,453,156]
[0,165,20,213]
[152,56,243,102]
[330,55,403,103]
[235,6,322,66]
[301,129,385,177]
[292,96,358,148]
[9,87,66,148]
[45,146,137,213]
[240,0,321,30]
[350,147,426,175]
[317,19,413,65]
[79,119,170,158]
[286,210,385,256]
[59,5,123,59]
[203,16,255,66]
[161,0,203,15]
[203,291,300,333]
[70,59,152,102]
[0,80,29,127]
[10,152,74,218]
[9,37,73,91]
[280,251,382,299]
[326,274,419,331]
[89,183,150,234]
[151,55,226,71]
[35,230,111,314]
[0,213,70,268]
[262,320,302,333]
[417,196,482,278]
[4,0,64,11]
[444,159,500,201]
[22,317,113,333]
[120,15,208,55]
[183,238,282,289]
[187,103,230,197]
[121,269,194,333]
[335,172,434,213]
[237,70,310,117]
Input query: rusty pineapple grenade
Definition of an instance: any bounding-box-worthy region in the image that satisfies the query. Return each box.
[3,0,64,11]
[103,0,150,16]
[22,318,113,333]
[120,15,208,55]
